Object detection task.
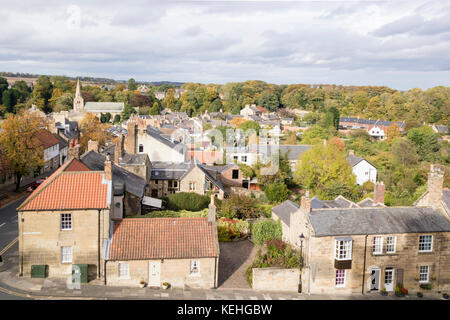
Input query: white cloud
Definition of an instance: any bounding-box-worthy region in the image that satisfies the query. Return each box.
[0,0,448,90]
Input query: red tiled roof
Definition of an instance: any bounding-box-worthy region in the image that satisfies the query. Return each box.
[35,130,61,149]
[256,106,269,113]
[65,159,91,172]
[109,218,218,260]
[18,158,108,211]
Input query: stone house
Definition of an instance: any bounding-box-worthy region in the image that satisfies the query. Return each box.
[35,129,68,173]
[17,157,113,281]
[105,196,220,289]
[272,169,450,295]
[179,162,225,199]
[240,104,261,118]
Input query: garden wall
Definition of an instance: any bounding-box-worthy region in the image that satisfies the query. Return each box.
[252,268,299,292]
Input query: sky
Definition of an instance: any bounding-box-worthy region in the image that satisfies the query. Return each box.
[0,0,449,90]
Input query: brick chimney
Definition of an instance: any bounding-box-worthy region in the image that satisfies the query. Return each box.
[300,191,311,213]
[104,153,112,181]
[125,120,136,155]
[426,164,444,207]
[87,139,99,153]
[374,181,385,204]
[349,150,355,156]
[68,139,80,160]
[208,194,216,225]
[114,134,124,164]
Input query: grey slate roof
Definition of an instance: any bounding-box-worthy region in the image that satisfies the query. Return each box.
[146,126,185,154]
[150,161,190,180]
[310,195,357,209]
[347,154,365,167]
[81,151,147,198]
[309,207,450,237]
[272,200,299,226]
[358,198,385,208]
[443,189,450,213]
[84,102,124,112]
[279,145,312,161]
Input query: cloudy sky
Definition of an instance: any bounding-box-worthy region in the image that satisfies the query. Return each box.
[1,0,449,90]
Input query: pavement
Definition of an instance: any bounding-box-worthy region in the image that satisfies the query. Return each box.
[0,197,446,301]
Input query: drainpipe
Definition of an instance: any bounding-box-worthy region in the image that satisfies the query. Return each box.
[214,256,218,289]
[362,234,368,295]
[98,209,101,279]
[104,260,107,285]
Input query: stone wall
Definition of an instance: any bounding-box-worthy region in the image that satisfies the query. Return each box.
[252,268,299,292]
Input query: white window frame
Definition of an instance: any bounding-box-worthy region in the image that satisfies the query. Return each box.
[372,236,383,255]
[119,262,130,279]
[386,236,396,254]
[241,155,247,163]
[60,213,72,231]
[190,260,200,276]
[335,269,346,288]
[418,235,433,252]
[419,266,429,283]
[335,239,352,260]
[61,246,72,263]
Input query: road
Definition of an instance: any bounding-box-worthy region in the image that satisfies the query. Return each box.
[0,197,29,300]
[0,197,25,252]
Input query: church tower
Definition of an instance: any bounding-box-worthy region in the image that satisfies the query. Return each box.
[73,79,84,112]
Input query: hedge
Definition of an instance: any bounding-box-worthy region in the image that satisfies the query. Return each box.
[251,219,282,245]
[164,192,210,211]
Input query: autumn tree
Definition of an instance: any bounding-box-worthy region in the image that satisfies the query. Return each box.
[386,123,401,144]
[79,113,111,153]
[294,144,357,200]
[229,117,247,128]
[163,88,177,110]
[0,112,45,191]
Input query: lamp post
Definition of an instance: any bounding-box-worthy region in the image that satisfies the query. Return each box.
[298,233,305,293]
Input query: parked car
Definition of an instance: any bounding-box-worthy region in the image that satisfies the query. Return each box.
[26,179,46,192]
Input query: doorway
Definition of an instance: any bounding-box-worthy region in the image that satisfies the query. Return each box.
[370,268,380,291]
[148,261,161,287]
[384,268,394,292]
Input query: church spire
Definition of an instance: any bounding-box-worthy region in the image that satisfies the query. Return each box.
[75,78,81,98]
[73,78,84,112]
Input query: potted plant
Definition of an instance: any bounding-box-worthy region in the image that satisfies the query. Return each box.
[162,282,170,290]
[139,279,146,288]
[417,292,423,298]
[443,293,449,300]
[380,288,388,296]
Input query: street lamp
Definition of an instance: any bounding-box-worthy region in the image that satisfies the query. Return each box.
[298,233,305,293]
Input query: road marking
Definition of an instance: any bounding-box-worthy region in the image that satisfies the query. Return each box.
[0,223,5,228]
[0,237,18,255]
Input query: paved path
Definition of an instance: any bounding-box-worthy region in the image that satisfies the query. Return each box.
[218,239,257,289]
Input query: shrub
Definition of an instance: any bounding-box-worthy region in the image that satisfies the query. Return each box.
[251,219,282,245]
[165,192,210,211]
[218,195,259,219]
[217,218,250,242]
[264,182,289,203]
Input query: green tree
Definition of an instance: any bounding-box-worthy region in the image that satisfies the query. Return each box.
[121,103,137,120]
[127,78,137,91]
[113,114,121,123]
[149,101,161,115]
[0,77,8,101]
[2,89,18,113]
[407,126,440,161]
[324,106,340,130]
[391,138,419,166]
[239,120,260,134]
[294,144,357,200]
[32,75,53,113]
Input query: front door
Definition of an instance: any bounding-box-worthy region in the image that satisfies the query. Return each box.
[148,261,161,287]
[384,268,394,292]
[370,269,380,291]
